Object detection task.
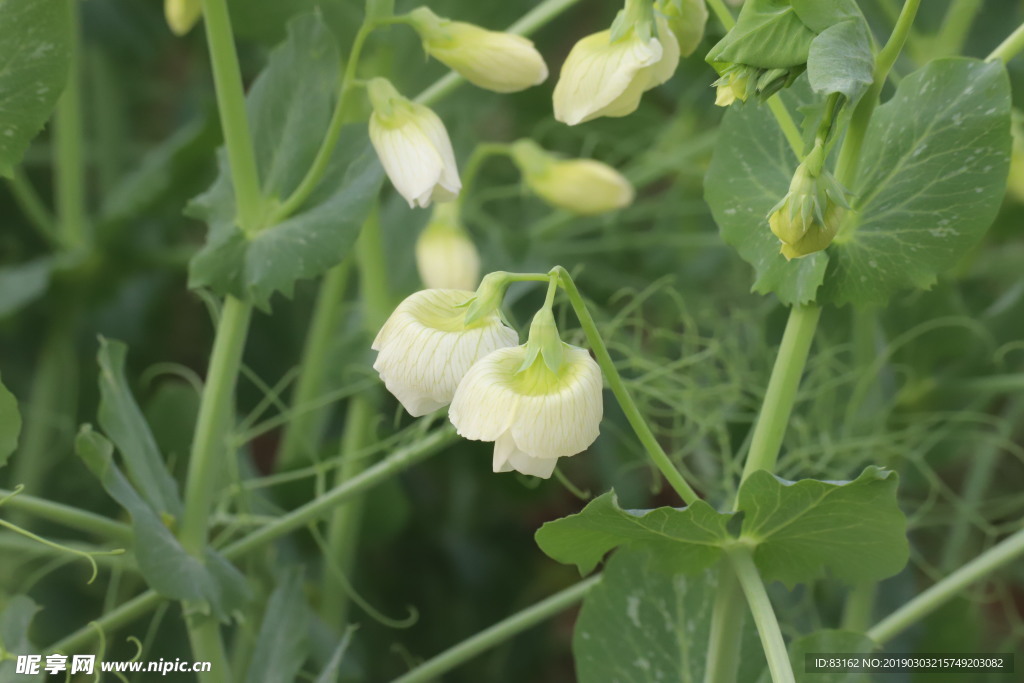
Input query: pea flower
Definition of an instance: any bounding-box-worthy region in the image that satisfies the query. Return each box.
[449,309,603,478]
[367,78,461,208]
[165,0,201,36]
[415,204,481,290]
[767,143,847,260]
[553,13,679,125]
[407,7,548,93]
[372,288,518,416]
[510,140,634,215]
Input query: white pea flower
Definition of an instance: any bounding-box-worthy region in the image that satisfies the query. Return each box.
[367,78,461,208]
[510,140,634,215]
[408,7,548,93]
[553,16,680,125]
[449,311,603,478]
[372,289,518,416]
[165,0,202,36]
[416,204,481,290]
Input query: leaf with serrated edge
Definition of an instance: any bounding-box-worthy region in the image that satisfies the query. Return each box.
[0,0,71,176]
[737,466,909,587]
[821,58,1011,306]
[573,549,765,683]
[535,490,733,576]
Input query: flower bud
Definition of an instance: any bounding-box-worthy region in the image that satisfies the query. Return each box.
[372,289,518,416]
[367,78,461,208]
[655,0,709,57]
[713,65,752,107]
[510,140,634,215]
[767,143,847,260]
[553,15,679,125]
[408,7,548,93]
[165,0,201,36]
[415,204,481,290]
[449,339,603,479]
[777,202,843,261]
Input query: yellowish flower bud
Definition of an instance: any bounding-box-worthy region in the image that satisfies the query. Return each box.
[372,289,518,416]
[408,7,548,93]
[510,140,634,215]
[553,16,679,125]
[165,0,202,36]
[778,202,843,261]
[367,78,461,208]
[713,67,751,107]
[415,204,481,290]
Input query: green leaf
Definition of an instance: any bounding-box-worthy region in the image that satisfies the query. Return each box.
[0,596,42,682]
[0,258,52,319]
[75,427,249,620]
[0,372,20,468]
[245,570,311,683]
[316,627,357,683]
[0,0,71,176]
[97,338,183,519]
[806,19,873,100]
[573,549,765,683]
[736,467,909,587]
[789,630,876,683]
[534,490,733,576]
[820,58,1012,306]
[187,13,384,311]
[790,0,862,33]
[706,0,815,69]
[704,80,828,305]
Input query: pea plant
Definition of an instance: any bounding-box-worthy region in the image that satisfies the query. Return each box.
[1,0,1024,681]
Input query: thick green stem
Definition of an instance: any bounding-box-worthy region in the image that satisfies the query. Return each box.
[705,0,734,30]
[834,0,921,188]
[179,297,252,555]
[728,547,795,683]
[276,260,352,469]
[554,268,700,505]
[47,430,452,654]
[703,564,747,683]
[867,527,1024,644]
[199,0,263,234]
[934,0,982,58]
[740,304,820,483]
[988,21,1024,63]
[54,0,87,250]
[393,576,600,683]
[0,488,132,544]
[184,615,231,680]
[841,582,877,632]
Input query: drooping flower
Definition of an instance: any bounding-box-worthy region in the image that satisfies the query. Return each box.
[553,15,679,125]
[415,203,481,290]
[510,139,634,215]
[367,78,461,208]
[449,309,603,478]
[408,7,548,93]
[372,288,518,416]
[165,0,202,36]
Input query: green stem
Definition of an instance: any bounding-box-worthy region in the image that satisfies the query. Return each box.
[414,0,582,105]
[199,0,264,234]
[934,0,982,58]
[179,297,252,555]
[739,304,821,483]
[988,21,1024,63]
[0,488,132,544]
[184,615,231,680]
[705,0,735,30]
[834,0,921,188]
[320,397,376,630]
[392,576,600,683]
[270,23,374,223]
[356,204,392,330]
[767,97,803,157]
[275,259,352,469]
[703,564,746,683]
[47,430,452,654]
[54,0,87,250]
[867,526,1024,644]
[840,582,877,632]
[554,268,700,505]
[5,169,57,242]
[456,143,512,211]
[728,547,795,683]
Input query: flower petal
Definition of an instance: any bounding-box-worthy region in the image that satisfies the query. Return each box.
[449,346,525,441]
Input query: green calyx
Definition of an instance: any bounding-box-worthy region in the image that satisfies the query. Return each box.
[461,271,511,325]
[407,6,454,45]
[610,0,655,43]
[510,139,555,178]
[518,307,565,374]
[767,140,848,259]
[366,77,413,124]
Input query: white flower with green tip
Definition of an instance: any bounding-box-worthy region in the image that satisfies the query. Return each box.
[372,289,518,416]
[368,78,461,208]
[415,204,481,290]
[511,140,634,215]
[449,309,603,478]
